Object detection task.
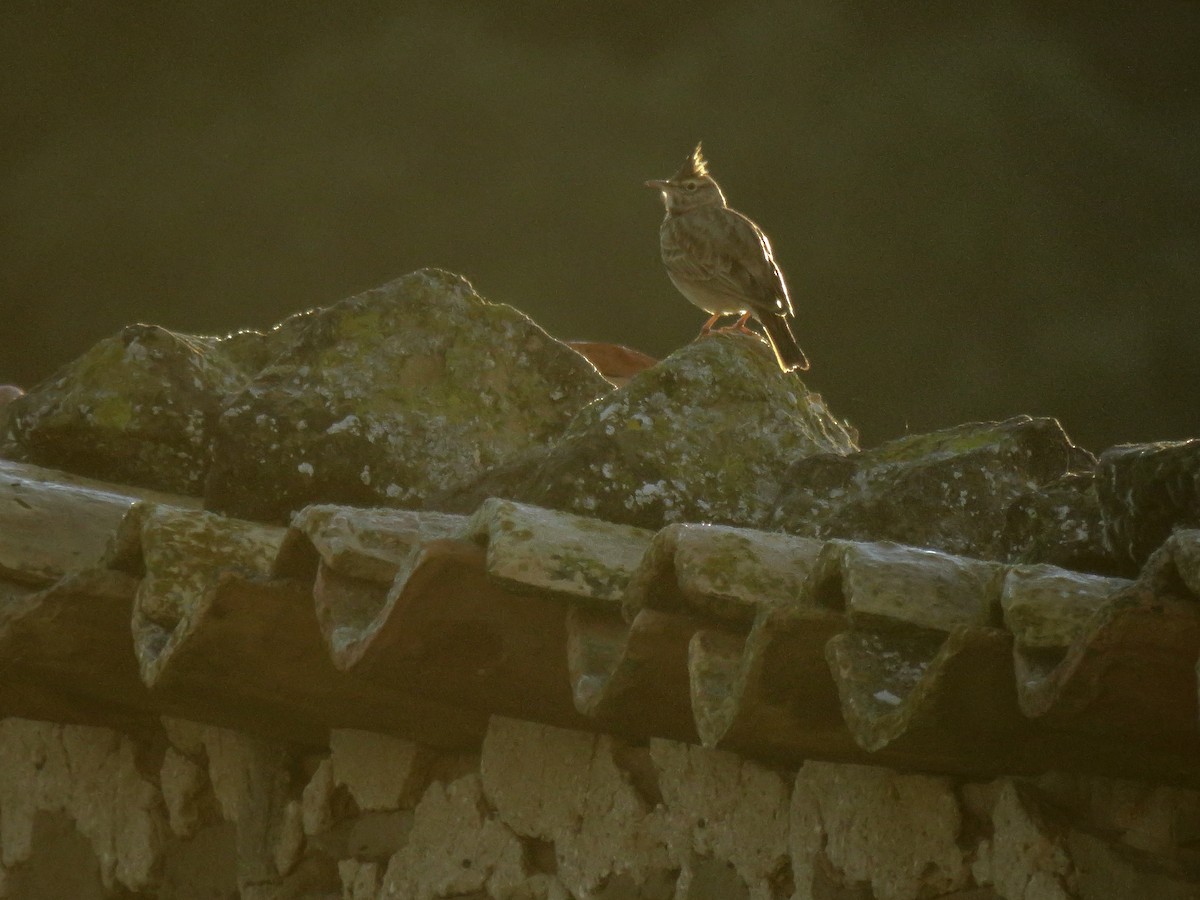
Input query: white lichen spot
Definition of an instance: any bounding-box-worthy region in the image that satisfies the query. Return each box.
[298,462,314,476]
[631,480,668,507]
[360,466,371,485]
[873,689,902,706]
[385,483,402,498]
[326,414,361,434]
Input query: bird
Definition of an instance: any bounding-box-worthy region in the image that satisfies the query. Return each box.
[646,143,810,372]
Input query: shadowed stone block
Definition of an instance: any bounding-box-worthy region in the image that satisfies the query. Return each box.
[1097,439,1200,569]
[775,416,1092,562]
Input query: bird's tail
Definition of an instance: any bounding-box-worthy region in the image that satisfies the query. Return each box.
[760,314,810,372]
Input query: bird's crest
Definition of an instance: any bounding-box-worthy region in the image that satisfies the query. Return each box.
[672,143,708,181]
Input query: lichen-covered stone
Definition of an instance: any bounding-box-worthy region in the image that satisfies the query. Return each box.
[809,539,1005,632]
[1003,472,1118,575]
[205,269,610,523]
[440,331,857,531]
[1010,575,1200,744]
[624,522,823,625]
[1097,439,1200,569]
[686,603,849,754]
[463,497,653,606]
[823,627,943,744]
[826,624,1021,758]
[2,325,252,494]
[131,505,285,684]
[1001,564,1132,650]
[774,416,1092,561]
[280,504,467,584]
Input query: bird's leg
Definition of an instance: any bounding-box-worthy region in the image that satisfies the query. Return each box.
[695,313,723,338]
[715,312,758,336]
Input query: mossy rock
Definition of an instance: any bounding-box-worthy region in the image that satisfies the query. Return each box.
[439,331,857,530]
[773,416,1095,561]
[1097,439,1200,569]
[204,269,611,522]
[2,325,252,494]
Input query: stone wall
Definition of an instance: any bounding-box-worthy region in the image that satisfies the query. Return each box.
[1,715,1197,900]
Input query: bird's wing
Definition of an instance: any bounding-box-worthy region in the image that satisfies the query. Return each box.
[663,208,793,317]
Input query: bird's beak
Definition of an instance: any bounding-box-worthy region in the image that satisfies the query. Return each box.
[644,179,669,190]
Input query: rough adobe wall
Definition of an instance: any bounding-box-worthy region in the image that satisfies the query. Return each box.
[1,715,1198,900]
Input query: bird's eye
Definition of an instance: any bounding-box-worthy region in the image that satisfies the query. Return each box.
[685,182,697,191]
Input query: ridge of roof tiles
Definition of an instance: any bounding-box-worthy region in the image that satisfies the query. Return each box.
[2,268,1199,787]
[3,456,1199,787]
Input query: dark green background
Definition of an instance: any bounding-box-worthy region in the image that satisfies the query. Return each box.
[2,2,1197,451]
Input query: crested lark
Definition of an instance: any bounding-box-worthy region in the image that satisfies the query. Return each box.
[646,144,810,372]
